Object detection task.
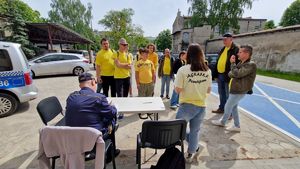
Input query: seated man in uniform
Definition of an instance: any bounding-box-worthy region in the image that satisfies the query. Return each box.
[65,72,120,161]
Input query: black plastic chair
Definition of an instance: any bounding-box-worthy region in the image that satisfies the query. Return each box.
[37,96,65,126]
[136,119,187,169]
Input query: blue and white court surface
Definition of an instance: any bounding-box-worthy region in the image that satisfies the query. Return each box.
[212,81,300,142]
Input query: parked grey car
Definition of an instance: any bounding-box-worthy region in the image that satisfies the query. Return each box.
[29,53,90,77]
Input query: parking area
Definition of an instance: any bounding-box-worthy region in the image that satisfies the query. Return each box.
[212,80,300,143]
[0,72,300,169]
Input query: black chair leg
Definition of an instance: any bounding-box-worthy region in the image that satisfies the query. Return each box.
[51,158,55,169]
[111,144,116,169]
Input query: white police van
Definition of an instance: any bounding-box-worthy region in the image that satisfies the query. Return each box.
[0,41,38,117]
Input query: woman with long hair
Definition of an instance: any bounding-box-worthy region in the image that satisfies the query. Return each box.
[174,43,212,162]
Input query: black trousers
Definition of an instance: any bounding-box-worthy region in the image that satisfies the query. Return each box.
[115,77,130,97]
[102,76,116,97]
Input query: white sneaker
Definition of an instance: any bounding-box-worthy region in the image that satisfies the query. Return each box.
[211,119,225,127]
[170,105,177,109]
[185,146,200,163]
[226,126,241,132]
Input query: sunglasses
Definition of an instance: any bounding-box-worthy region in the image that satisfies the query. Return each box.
[121,44,128,46]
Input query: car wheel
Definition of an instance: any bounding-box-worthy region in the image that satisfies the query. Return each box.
[73,66,84,76]
[0,93,19,118]
[31,70,35,78]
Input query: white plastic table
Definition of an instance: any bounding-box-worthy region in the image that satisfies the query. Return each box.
[107,97,165,120]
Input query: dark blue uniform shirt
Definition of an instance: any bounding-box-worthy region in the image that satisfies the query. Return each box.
[65,87,117,133]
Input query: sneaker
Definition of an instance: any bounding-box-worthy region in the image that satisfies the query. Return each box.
[176,104,180,107]
[160,95,163,98]
[211,119,225,127]
[226,126,241,132]
[185,147,200,163]
[170,105,177,109]
[118,113,124,120]
[212,109,224,114]
[166,95,170,99]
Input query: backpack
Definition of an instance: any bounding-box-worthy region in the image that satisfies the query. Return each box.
[150,147,185,169]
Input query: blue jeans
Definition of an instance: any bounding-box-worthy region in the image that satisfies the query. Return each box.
[221,94,246,127]
[170,89,179,106]
[160,75,171,96]
[217,74,229,110]
[176,103,206,153]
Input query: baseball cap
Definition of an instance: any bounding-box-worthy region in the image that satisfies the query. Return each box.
[78,72,94,83]
[222,33,233,38]
[118,38,128,45]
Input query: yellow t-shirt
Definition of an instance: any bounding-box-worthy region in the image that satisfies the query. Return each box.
[217,47,229,73]
[135,59,154,84]
[174,65,212,107]
[95,49,114,76]
[148,52,158,70]
[163,56,171,75]
[112,51,132,79]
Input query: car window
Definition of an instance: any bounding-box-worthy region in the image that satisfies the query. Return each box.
[38,55,63,62]
[19,47,30,69]
[62,55,79,60]
[0,49,13,71]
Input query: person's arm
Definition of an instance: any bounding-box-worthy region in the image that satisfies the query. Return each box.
[135,71,140,89]
[114,59,131,69]
[175,87,183,94]
[96,97,117,119]
[228,56,256,78]
[174,69,184,94]
[95,53,102,83]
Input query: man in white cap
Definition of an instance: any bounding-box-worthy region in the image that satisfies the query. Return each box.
[112,38,133,118]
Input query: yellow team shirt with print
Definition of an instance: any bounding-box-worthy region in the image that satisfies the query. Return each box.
[148,52,158,70]
[112,51,132,79]
[95,49,115,76]
[217,47,229,73]
[163,56,171,75]
[174,65,212,107]
[135,59,155,84]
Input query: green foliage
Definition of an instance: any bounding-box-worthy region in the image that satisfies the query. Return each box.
[1,0,36,58]
[0,0,42,22]
[98,8,148,51]
[154,29,172,51]
[280,0,300,27]
[187,0,253,36]
[48,0,99,49]
[257,69,300,82]
[264,20,276,30]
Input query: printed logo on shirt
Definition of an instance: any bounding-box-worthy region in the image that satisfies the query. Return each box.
[186,72,209,84]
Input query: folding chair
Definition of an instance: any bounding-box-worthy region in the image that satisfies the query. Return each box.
[136,119,187,169]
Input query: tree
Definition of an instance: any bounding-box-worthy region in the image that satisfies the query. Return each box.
[155,29,172,51]
[0,0,42,22]
[280,0,300,27]
[48,0,97,49]
[98,8,148,51]
[187,0,253,36]
[264,20,276,30]
[1,0,37,57]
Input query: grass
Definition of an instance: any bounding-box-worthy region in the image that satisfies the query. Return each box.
[257,69,300,82]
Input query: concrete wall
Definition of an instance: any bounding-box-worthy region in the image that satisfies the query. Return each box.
[205,25,300,73]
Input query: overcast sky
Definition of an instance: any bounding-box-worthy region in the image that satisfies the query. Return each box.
[22,0,295,37]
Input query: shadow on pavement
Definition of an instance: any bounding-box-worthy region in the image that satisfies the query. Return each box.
[0,151,38,169]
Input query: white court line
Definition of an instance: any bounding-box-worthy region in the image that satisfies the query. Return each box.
[254,84,300,128]
[211,92,300,143]
[17,151,38,169]
[256,82,300,94]
[239,107,300,143]
[252,93,300,105]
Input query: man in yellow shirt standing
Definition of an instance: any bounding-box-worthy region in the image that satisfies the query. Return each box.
[113,38,132,98]
[158,48,174,99]
[147,43,158,70]
[212,33,239,114]
[95,38,116,97]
